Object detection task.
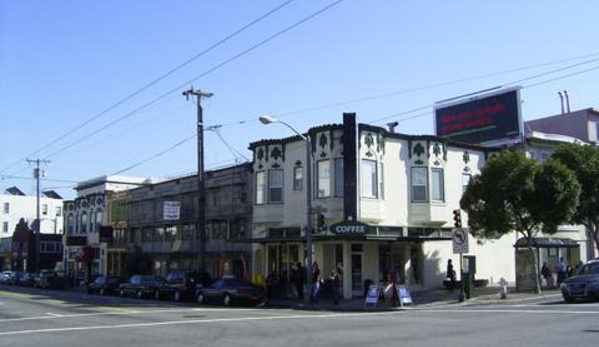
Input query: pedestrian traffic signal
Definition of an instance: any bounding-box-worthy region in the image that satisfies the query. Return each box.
[317,213,326,230]
[453,209,462,228]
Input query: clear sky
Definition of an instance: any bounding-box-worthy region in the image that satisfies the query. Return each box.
[1,0,598,199]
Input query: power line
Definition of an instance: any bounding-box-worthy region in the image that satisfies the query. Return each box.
[33,0,347,163]
[210,126,251,162]
[0,0,297,175]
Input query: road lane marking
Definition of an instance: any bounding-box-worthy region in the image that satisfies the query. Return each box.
[0,307,261,323]
[417,308,599,315]
[0,311,394,336]
[45,313,63,317]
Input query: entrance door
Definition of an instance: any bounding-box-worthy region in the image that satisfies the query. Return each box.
[351,244,363,297]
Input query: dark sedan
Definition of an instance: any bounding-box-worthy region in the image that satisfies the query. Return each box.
[87,275,123,296]
[155,271,209,302]
[196,277,266,307]
[561,260,599,303]
[119,275,164,299]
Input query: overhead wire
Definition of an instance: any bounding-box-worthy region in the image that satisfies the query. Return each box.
[0,0,297,175]
[34,0,347,163]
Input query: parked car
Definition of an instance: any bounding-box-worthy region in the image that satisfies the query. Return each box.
[119,275,164,299]
[156,271,208,302]
[561,259,599,303]
[195,277,267,307]
[0,271,15,284]
[36,270,65,290]
[17,272,36,287]
[87,276,123,296]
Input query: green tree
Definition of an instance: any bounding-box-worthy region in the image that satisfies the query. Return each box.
[461,151,580,293]
[552,143,599,258]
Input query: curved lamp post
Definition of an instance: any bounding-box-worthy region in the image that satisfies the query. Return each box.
[259,115,313,303]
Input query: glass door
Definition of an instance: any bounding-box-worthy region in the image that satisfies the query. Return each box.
[351,244,363,297]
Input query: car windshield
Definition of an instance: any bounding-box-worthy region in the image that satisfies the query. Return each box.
[581,262,599,275]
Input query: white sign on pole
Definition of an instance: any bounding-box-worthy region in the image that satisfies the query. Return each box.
[163,201,181,220]
[452,228,469,254]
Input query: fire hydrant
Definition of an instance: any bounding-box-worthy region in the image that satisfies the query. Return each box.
[498,277,508,299]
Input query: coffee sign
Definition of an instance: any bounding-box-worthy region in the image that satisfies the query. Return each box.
[330,221,372,235]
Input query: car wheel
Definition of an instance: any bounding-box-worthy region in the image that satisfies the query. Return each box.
[222,293,232,307]
[174,290,181,302]
[154,290,161,300]
[99,288,106,296]
[136,290,143,299]
[119,290,125,298]
[564,295,575,303]
[197,292,205,305]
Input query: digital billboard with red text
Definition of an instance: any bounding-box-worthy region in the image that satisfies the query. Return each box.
[435,88,521,145]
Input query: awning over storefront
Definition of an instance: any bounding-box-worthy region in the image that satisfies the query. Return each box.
[514,237,579,248]
[230,234,450,244]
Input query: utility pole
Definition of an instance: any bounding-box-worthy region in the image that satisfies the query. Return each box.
[27,159,50,272]
[183,88,213,272]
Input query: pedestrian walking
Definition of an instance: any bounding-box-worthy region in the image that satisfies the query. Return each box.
[556,257,568,286]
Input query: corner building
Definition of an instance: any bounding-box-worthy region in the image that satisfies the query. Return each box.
[249,113,515,299]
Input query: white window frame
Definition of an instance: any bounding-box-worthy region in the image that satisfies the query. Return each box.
[411,167,428,202]
[317,160,331,198]
[256,171,266,204]
[268,169,284,203]
[2,221,8,233]
[431,168,445,202]
[3,202,9,214]
[361,159,378,198]
[293,166,303,190]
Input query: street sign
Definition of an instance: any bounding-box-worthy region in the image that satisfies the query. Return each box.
[452,228,469,254]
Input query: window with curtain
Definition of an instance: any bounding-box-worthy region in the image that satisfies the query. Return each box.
[268,170,284,203]
[317,160,331,198]
[431,168,445,202]
[293,166,303,190]
[256,172,266,204]
[462,173,471,196]
[411,167,427,202]
[361,159,378,198]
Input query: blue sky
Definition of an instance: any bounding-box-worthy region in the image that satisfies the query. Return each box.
[1,0,598,199]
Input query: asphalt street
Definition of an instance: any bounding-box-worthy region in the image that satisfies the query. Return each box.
[1,285,598,347]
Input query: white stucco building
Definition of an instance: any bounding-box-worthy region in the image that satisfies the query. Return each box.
[1,187,64,236]
[248,113,589,298]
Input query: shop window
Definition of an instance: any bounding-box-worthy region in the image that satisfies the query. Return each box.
[462,174,471,196]
[411,167,427,202]
[317,160,331,198]
[335,158,344,197]
[293,167,303,190]
[268,170,284,203]
[256,171,266,204]
[431,168,445,202]
[361,159,378,198]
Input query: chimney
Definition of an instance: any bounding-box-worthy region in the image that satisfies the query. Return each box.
[387,121,399,133]
[558,91,564,114]
[564,90,571,113]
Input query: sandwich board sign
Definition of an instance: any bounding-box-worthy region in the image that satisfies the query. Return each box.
[398,285,413,307]
[364,284,380,306]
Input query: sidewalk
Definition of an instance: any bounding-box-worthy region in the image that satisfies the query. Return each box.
[265,285,563,311]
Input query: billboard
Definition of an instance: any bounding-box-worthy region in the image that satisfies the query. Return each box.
[435,88,522,145]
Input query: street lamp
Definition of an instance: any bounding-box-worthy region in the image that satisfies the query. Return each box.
[259,115,313,303]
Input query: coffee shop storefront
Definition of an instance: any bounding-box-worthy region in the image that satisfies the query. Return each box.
[244,221,444,299]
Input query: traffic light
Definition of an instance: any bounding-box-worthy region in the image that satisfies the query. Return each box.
[453,209,462,228]
[317,213,326,230]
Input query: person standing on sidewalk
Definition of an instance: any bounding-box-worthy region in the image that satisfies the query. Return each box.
[556,257,568,286]
[295,262,305,300]
[330,268,341,305]
[310,261,321,306]
[541,262,554,289]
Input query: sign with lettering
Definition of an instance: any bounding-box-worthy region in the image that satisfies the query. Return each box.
[163,201,181,220]
[435,87,522,146]
[365,284,380,305]
[330,220,372,235]
[397,285,413,306]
